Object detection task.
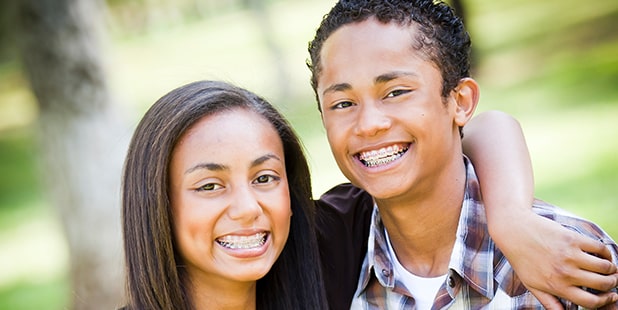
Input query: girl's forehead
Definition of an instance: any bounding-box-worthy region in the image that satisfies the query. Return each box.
[174,109,283,161]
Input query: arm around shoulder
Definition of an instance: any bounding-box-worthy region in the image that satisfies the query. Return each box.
[463,110,618,308]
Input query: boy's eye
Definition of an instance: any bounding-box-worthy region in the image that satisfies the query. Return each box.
[332,101,354,110]
[385,89,411,98]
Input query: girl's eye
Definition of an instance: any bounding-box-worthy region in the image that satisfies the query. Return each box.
[253,174,280,185]
[385,89,411,98]
[196,183,222,192]
[332,101,354,110]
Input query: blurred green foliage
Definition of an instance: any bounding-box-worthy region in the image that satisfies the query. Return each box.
[0,129,39,211]
[0,276,69,310]
[0,0,616,308]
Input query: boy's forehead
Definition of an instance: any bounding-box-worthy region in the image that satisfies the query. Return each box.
[323,19,429,61]
[330,18,419,42]
[318,19,434,78]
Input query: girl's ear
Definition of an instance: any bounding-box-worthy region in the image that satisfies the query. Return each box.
[453,78,480,127]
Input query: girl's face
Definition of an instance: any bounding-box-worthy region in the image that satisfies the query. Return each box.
[169,108,291,292]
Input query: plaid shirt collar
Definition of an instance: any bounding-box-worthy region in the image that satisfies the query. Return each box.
[356,156,496,300]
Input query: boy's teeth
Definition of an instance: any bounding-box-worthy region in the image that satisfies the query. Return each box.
[216,232,267,249]
[359,145,408,167]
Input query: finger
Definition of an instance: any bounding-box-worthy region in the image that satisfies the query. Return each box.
[574,249,618,276]
[599,296,618,310]
[561,267,618,292]
[558,286,618,309]
[579,235,615,263]
[529,288,564,310]
[575,291,618,309]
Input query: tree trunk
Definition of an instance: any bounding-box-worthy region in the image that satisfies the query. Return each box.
[244,0,291,101]
[15,0,125,308]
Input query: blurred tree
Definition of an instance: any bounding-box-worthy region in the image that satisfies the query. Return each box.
[14,0,125,309]
[0,0,16,63]
[244,0,291,101]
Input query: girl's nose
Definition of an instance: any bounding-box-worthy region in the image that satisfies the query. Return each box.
[227,185,263,222]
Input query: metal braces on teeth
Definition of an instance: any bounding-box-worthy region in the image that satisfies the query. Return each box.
[360,146,408,167]
[217,233,267,249]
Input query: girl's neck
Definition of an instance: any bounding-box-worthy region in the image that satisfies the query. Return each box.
[192,279,257,310]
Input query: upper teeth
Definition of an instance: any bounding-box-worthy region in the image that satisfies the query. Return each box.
[217,232,267,249]
[359,145,407,167]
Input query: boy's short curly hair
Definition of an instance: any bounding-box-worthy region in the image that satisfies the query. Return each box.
[307,0,471,107]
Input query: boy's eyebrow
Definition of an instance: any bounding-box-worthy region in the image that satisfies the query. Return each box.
[375,71,419,84]
[322,71,419,96]
[322,82,351,96]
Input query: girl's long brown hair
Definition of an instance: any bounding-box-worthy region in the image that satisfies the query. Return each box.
[122,80,326,309]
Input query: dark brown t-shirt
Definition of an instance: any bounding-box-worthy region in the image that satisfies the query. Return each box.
[315,183,374,310]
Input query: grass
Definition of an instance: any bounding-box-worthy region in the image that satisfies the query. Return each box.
[0,0,616,308]
[0,277,69,310]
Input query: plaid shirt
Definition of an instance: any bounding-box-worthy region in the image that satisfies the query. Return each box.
[351,157,618,310]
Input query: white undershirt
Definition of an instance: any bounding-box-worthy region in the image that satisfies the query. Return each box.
[385,229,447,310]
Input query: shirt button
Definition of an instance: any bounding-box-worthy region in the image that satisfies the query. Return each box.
[381,269,391,277]
[448,276,455,288]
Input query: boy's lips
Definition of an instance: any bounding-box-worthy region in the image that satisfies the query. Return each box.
[356,143,409,168]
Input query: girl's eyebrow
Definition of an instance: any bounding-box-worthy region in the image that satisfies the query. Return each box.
[184,153,282,175]
[251,153,282,167]
[185,162,227,174]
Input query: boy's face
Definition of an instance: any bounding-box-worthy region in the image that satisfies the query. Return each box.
[316,18,465,203]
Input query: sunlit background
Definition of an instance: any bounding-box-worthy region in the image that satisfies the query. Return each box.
[0,0,616,308]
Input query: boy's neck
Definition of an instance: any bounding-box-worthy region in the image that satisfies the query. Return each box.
[375,158,466,277]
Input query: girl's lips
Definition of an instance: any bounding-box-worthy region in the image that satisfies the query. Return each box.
[356,143,410,168]
[216,231,271,259]
[216,232,268,249]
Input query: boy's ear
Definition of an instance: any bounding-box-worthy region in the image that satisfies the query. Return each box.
[453,78,480,127]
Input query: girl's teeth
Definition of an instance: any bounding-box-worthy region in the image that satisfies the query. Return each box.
[216,232,267,249]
